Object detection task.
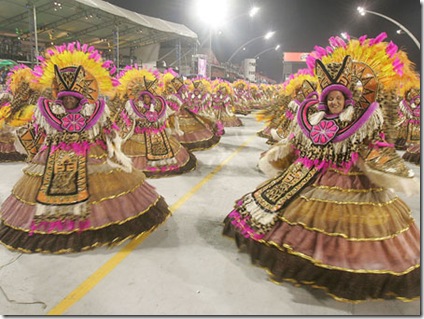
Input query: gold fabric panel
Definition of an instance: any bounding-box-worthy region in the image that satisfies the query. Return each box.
[36,149,88,205]
[12,174,42,205]
[280,195,414,240]
[359,145,413,178]
[87,168,146,203]
[145,130,174,161]
[253,162,318,213]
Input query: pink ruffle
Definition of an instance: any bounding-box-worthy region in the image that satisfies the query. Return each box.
[228,210,264,241]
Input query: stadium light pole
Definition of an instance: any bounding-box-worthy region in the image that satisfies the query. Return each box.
[254,44,281,59]
[357,6,420,49]
[227,31,275,63]
[195,0,229,78]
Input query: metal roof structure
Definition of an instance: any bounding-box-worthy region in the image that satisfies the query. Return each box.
[0,0,198,66]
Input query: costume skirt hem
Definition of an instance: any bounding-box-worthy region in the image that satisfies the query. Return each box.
[0,197,170,254]
[145,152,197,178]
[0,152,27,162]
[180,134,221,151]
[402,151,420,165]
[222,217,420,303]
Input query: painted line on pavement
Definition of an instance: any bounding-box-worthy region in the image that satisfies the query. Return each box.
[47,134,256,315]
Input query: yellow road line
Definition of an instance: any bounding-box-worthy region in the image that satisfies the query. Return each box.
[47,134,256,315]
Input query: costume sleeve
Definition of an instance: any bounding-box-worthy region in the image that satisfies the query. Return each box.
[258,140,296,178]
[15,122,46,160]
[357,134,419,196]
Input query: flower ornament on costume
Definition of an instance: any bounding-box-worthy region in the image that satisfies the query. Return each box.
[61,113,87,132]
[223,32,421,304]
[291,32,419,172]
[310,119,339,145]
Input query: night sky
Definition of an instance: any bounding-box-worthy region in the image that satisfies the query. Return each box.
[105,0,421,82]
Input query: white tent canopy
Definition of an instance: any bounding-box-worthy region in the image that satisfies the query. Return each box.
[0,0,198,67]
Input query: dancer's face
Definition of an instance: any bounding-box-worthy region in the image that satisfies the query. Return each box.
[327,90,345,114]
[143,94,152,104]
[62,95,80,110]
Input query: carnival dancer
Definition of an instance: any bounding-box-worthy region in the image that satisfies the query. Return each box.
[0,43,171,253]
[211,80,243,127]
[0,65,42,161]
[162,71,221,151]
[395,81,420,152]
[223,33,420,302]
[231,79,251,115]
[115,66,197,177]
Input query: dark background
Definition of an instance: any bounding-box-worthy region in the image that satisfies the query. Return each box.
[105,0,421,82]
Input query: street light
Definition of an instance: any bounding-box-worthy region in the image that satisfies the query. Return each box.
[254,44,281,59]
[357,6,420,49]
[227,31,275,63]
[249,6,260,17]
[195,0,228,77]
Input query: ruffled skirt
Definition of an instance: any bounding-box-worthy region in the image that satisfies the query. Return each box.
[0,130,27,162]
[223,166,420,302]
[122,130,197,178]
[402,144,420,165]
[0,144,171,253]
[173,109,221,151]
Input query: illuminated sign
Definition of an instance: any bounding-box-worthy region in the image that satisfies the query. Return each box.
[283,52,309,62]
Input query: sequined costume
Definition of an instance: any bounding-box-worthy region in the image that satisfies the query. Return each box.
[395,84,420,157]
[231,80,252,115]
[0,43,171,253]
[0,65,41,162]
[116,66,197,178]
[223,34,420,302]
[211,80,243,127]
[163,73,221,151]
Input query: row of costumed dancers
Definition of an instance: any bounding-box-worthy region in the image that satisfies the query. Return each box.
[0,31,420,303]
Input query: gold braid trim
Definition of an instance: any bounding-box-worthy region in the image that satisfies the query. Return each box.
[311,184,384,192]
[0,210,172,254]
[328,168,365,176]
[1,196,162,234]
[89,179,146,204]
[266,273,420,304]
[277,214,412,241]
[298,195,399,206]
[258,239,420,275]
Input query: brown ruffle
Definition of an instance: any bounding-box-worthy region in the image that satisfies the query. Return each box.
[223,217,420,303]
[402,146,420,165]
[0,152,27,162]
[180,134,221,151]
[144,152,197,178]
[0,197,170,254]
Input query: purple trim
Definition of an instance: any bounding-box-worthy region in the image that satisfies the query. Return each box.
[137,90,155,102]
[324,113,339,120]
[297,98,319,137]
[57,91,85,101]
[84,99,105,130]
[130,92,167,120]
[333,102,379,142]
[38,97,63,131]
[319,84,353,104]
[306,91,318,99]
[37,97,105,132]
[317,102,327,111]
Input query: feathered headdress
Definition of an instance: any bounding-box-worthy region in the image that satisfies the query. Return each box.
[306,32,414,109]
[33,42,117,102]
[116,65,162,99]
[191,77,211,93]
[212,79,233,95]
[282,68,317,101]
[232,79,249,90]
[161,69,185,94]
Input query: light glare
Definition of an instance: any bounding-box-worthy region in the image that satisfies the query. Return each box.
[249,7,260,17]
[195,0,228,27]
